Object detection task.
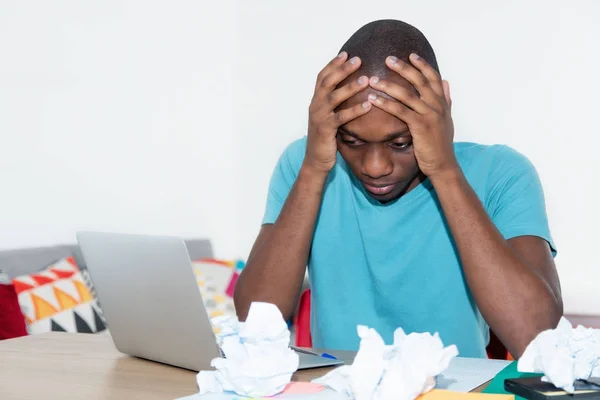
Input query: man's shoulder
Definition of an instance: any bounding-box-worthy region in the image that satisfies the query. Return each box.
[278,136,307,168]
[454,141,533,173]
[454,141,510,158]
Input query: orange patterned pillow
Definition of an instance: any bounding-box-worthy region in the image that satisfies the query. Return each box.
[192,259,243,319]
[11,256,106,334]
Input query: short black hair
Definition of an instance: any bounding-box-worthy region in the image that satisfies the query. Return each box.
[339,19,439,77]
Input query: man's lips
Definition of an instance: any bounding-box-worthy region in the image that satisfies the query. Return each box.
[361,182,397,196]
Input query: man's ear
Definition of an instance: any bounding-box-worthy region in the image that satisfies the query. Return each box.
[442,80,452,108]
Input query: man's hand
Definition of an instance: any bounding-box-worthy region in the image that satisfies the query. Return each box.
[367,53,457,179]
[304,52,371,174]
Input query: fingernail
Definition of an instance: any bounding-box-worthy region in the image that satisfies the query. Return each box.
[358,76,366,84]
[411,53,420,60]
[350,56,359,65]
[362,101,370,109]
[370,76,379,84]
[368,93,377,101]
[337,51,346,58]
[388,56,398,64]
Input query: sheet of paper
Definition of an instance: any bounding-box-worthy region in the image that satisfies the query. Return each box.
[176,357,512,399]
[175,387,346,400]
[197,302,299,397]
[436,357,512,393]
[517,316,600,393]
[419,389,514,400]
[175,382,344,400]
[176,386,514,400]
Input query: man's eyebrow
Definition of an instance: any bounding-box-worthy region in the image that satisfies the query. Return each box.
[337,126,410,141]
[337,127,361,139]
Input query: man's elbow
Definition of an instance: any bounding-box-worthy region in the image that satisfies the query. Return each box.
[513,297,564,358]
[543,289,564,332]
[233,279,295,322]
[532,284,564,335]
[233,280,251,321]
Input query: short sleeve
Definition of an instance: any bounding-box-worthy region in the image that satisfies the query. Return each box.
[262,138,307,225]
[485,146,557,255]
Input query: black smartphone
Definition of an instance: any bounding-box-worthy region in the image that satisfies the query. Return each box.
[504,377,600,400]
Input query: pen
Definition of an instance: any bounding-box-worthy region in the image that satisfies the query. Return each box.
[290,345,338,360]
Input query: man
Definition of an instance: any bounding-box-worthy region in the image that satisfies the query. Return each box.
[233,19,562,358]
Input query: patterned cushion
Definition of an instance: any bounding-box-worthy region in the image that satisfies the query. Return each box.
[192,259,243,319]
[11,257,106,334]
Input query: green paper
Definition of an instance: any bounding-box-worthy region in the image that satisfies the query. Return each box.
[482,361,542,400]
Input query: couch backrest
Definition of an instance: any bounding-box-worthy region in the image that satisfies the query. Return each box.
[0,239,214,279]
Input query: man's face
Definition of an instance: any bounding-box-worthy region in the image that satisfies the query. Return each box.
[336,72,423,203]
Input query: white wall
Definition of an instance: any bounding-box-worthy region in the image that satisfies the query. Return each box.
[1,1,598,315]
[233,0,600,315]
[0,0,238,257]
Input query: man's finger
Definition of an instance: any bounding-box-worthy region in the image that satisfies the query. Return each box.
[367,93,419,125]
[368,77,431,114]
[443,80,452,108]
[318,56,362,94]
[385,56,439,102]
[315,52,348,88]
[408,53,444,98]
[331,101,372,127]
[327,75,369,109]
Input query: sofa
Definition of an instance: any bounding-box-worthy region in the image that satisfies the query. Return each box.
[3,241,596,348]
[0,239,214,280]
[0,239,220,339]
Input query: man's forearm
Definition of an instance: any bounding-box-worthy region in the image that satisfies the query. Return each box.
[234,164,327,321]
[430,168,562,357]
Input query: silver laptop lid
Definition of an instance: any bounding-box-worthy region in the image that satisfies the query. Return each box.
[76,231,221,371]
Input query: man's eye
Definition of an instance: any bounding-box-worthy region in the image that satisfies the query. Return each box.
[341,137,362,146]
[391,141,411,150]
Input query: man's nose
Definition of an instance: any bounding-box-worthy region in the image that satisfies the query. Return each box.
[361,146,393,179]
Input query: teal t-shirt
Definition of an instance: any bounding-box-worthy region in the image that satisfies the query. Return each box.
[262,137,555,358]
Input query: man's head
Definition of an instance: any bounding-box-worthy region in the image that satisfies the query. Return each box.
[335,19,439,203]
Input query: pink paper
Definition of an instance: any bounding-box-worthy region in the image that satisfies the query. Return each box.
[277,382,325,396]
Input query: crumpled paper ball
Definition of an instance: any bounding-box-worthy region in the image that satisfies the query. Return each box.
[196,302,299,397]
[313,325,458,400]
[518,316,600,393]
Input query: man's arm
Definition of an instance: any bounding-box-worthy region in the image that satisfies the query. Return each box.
[234,51,371,321]
[367,53,562,358]
[430,168,562,358]
[234,166,327,321]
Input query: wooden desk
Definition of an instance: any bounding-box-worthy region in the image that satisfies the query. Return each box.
[0,332,342,400]
[0,333,487,400]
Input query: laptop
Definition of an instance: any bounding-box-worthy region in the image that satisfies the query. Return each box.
[76,231,343,371]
